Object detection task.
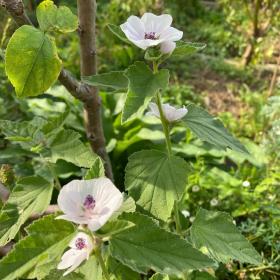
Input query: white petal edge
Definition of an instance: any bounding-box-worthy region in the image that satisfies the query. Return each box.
[160,41,176,54]
[141,13,172,33]
[120,15,145,41]
[159,26,183,41]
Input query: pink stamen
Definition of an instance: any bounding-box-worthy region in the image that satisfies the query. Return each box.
[75,238,86,250]
[83,194,96,210]
[145,32,157,40]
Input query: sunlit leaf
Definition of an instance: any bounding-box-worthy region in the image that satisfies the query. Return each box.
[5,25,61,97]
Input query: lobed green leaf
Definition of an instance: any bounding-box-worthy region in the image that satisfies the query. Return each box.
[37,0,78,33]
[0,176,53,246]
[183,104,249,154]
[125,150,188,220]
[0,215,76,280]
[110,212,215,277]
[122,62,169,123]
[82,71,128,90]
[190,208,262,265]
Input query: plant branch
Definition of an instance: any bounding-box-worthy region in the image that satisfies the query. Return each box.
[1,0,114,179]
[0,182,10,203]
[77,0,113,180]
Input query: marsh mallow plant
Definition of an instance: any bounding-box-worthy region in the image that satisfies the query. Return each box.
[0,1,262,279]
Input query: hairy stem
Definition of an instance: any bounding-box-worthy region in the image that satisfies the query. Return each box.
[174,201,182,236]
[77,0,113,180]
[153,62,172,157]
[95,247,111,280]
[156,92,172,157]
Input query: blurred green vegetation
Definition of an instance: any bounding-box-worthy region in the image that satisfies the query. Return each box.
[0,0,280,279]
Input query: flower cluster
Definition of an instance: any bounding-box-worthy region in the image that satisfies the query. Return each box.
[57,178,123,275]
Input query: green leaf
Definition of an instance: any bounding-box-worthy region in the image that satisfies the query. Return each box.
[0,215,76,280]
[107,24,131,44]
[125,150,188,220]
[190,208,262,264]
[122,62,169,123]
[5,25,61,97]
[84,157,105,179]
[78,255,102,280]
[82,71,128,90]
[144,47,164,61]
[108,256,141,280]
[0,176,53,246]
[98,219,135,236]
[37,0,78,33]
[183,104,248,154]
[110,213,214,277]
[47,129,97,168]
[0,118,45,149]
[150,273,179,280]
[187,271,217,280]
[150,274,170,280]
[172,41,206,57]
[112,196,136,219]
[43,269,84,280]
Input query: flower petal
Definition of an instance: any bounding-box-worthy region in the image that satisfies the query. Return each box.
[56,214,88,225]
[141,13,172,33]
[57,180,85,219]
[147,102,160,118]
[159,26,183,42]
[57,249,83,270]
[80,178,123,231]
[63,251,88,276]
[120,16,145,41]
[126,38,161,50]
[160,41,176,54]
[161,104,188,122]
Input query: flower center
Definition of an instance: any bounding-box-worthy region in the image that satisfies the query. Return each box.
[83,194,96,210]
[145,32,157,40]
[75,237,86,250]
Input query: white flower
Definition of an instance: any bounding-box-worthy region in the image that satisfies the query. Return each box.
[192,185,200,192]
[210,198,219,207]
[242,180,250,188]
[181,210,190,218]
[147,102,188,123]
[57,232,94,276]
[189,216,195,223]
[57,178,123,231]
[120,13,183,54]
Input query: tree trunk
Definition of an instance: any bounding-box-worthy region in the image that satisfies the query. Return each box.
[77,0,113,180]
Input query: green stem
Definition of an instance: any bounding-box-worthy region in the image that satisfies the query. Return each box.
[156,92,172,157]
[95,248,110,280]
[153,61,172,157]
[174,201,182,236]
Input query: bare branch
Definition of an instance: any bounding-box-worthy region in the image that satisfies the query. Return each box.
[77,0,113,180]
[28,205,60,221]
[0,241,14,257]
[0,182,10,203]
[0,0,32,26]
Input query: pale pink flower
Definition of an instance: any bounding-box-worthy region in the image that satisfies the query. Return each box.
[57,232,93,276]
[147,102,188,123]
[57,178,123,231]
[120,13,183,54]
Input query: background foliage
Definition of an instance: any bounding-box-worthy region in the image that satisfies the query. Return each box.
[0,0,279,279]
